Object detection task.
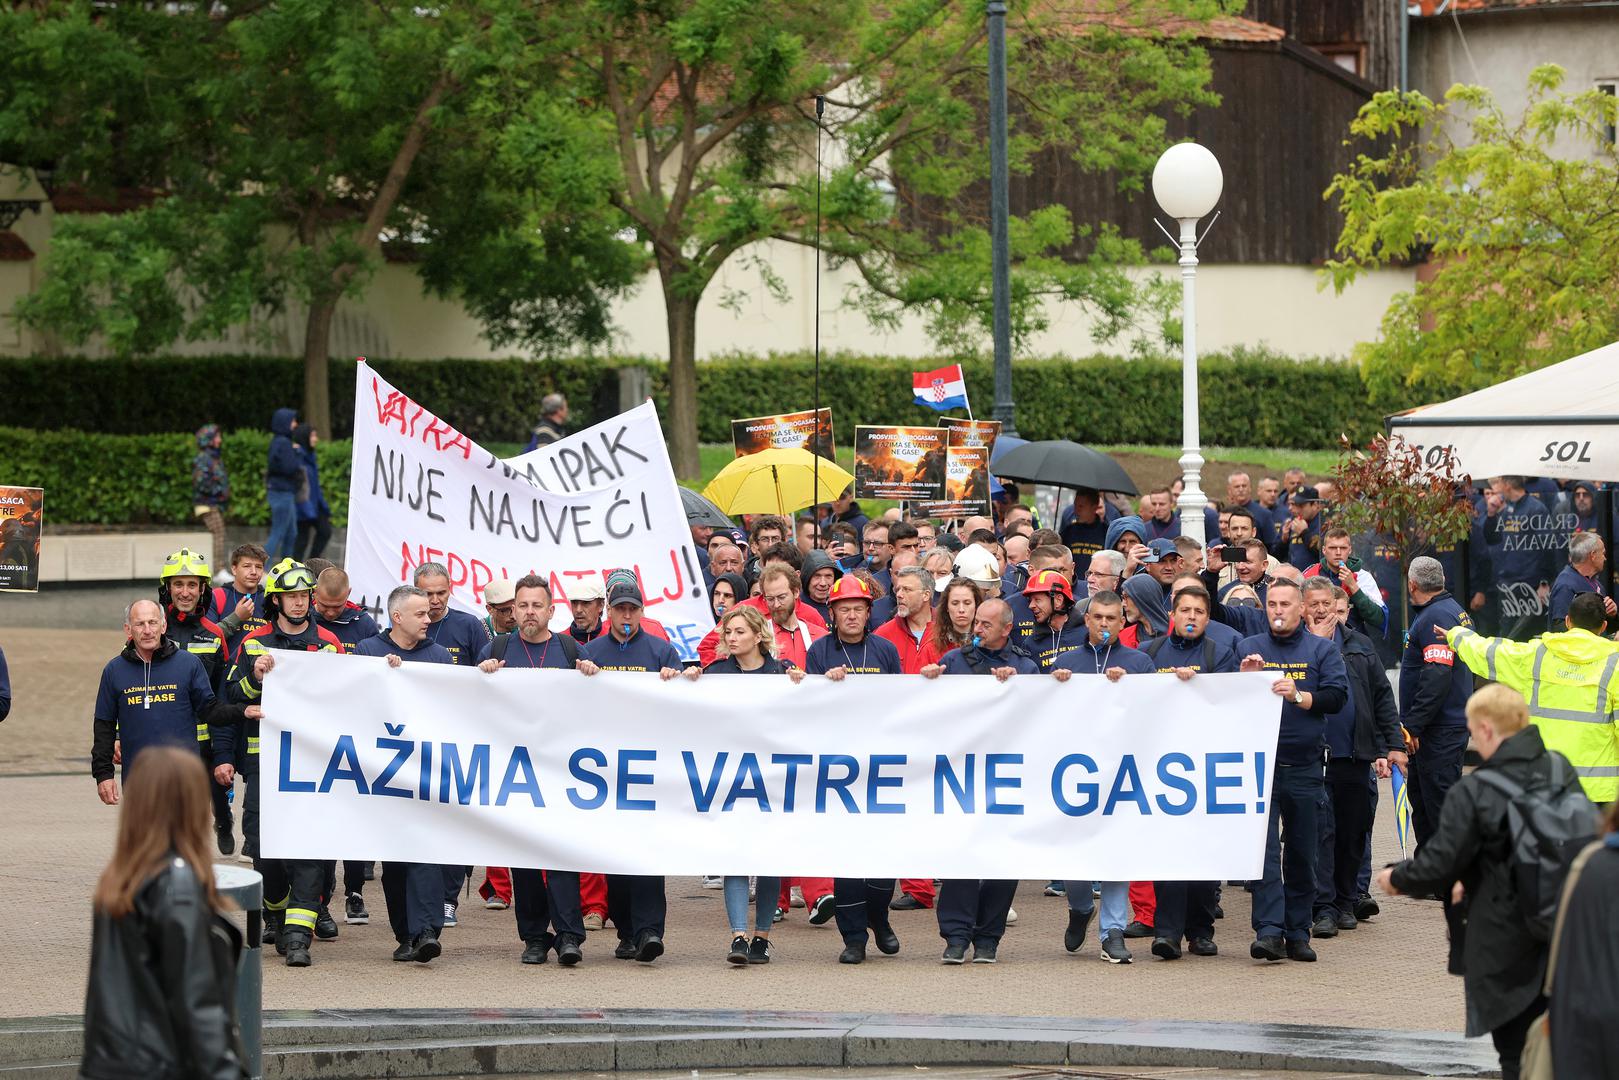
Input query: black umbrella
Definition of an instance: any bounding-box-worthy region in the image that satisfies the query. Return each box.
[991,440,1138,496]
[679,486,737,530]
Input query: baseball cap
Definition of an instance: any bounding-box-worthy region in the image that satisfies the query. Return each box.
[1139,538,1179,564]
[1290,485,1322,506]
[607,580,645,609]
[483,578,516,605]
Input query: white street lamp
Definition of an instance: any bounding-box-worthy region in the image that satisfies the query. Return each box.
[1151,141,1223,549]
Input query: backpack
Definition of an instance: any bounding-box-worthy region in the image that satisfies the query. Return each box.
[1472,756,1598,942]
[1142,633,1216,672]
[490,632,579,667]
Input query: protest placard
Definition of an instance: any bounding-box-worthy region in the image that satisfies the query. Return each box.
[262,649,1281,880]
[731,408,835,459]
[941,416,1001,452]
[853,425,947,501]
[344,363,711,660]
[0,486,43,593]
[915,445,992,518]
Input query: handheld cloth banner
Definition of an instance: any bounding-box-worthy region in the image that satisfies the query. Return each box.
[345,362,710,660]
[261,650,1283,880]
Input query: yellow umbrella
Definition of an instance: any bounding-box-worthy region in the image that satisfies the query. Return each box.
[701,448,855,517]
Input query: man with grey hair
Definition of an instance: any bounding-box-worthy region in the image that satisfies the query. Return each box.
[1549,530,1614,631]
[874,564,935,673]
[524,392,570,451]
[1072,547,1126,620]
[1399,556,1475,849]
[412,562,492,667]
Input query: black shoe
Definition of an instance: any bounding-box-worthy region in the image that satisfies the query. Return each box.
[391,940,413,962]
[1150,937,1181,961]
[873,926,900,955]
[1064,908,1094,954]
[808,894,836,925]
[1212,904,1224,920]
[344,892,369,925]
[1188,937,1218,957]
[1311,913,1339,938]
[747,936,772,964]
[283,933,311,968]
[1100,929,1132,964]
[971,941,998,964]
[1122,919,1153,939]
[1287,940,1318,962]
[890,893,925,911]
[1336,910,1359,931]
[1250,935,1285,962]
[216,822,235,856]
[409,930,441,963]
[614,938,638,960]
[262,910,282,949]
[314,907,339,941]
[1353,896,1380,921]
[839,940,866,965]
[635,932,664,962]
[941,941,968,964]
[557,938,583,967]
[727,935,749,966]
[522,940,550,965]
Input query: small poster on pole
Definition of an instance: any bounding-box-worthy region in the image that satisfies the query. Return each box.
[0,486,44,593]
[731,408,835,460]
[853,426,947,501]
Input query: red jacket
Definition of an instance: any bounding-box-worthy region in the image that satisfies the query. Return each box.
[697,597,827,667]
[874,615,932,674]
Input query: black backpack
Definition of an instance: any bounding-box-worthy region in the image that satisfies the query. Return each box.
[1142,634,1217,672]
[1472,756,1598,942]
[490,632,579,667]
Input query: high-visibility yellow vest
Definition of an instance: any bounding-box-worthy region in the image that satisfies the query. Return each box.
[1449,625,1619,802]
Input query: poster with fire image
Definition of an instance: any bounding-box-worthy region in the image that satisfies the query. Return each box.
[731,408,835,460]
[915,445,992,518]
[853,426,947,501]
[0,486,44,593]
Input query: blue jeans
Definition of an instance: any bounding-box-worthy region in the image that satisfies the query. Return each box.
[1065,880,1129,933]
[724,876,779,934]
[1251,763,1323,944]
[265,490,297,565]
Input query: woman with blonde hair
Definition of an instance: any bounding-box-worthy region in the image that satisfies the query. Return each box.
[700,606,802,964]
[82,745,247,1079]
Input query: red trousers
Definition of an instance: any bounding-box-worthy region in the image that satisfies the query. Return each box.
[777,877,833,908]
[899,878,935,905]
[1130,880,1155,925]
[478,866,512,904]
[581,872,608,916]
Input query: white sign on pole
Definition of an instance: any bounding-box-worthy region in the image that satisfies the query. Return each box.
[344,363,711,659]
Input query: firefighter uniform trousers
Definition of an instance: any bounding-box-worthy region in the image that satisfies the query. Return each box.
[263,859,324,949]
[833,878,896,946]
[511,869,586,950]
[607,875,666,945]
[937,879,1018,948]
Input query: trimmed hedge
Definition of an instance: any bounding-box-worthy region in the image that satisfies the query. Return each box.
[0,348,1428,449]
[0,427,352,528]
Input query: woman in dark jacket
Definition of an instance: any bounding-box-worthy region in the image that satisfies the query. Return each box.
[82,746,247,1080]
[1375,684,1592,1080]
[1548,800,1619,1077]
[292,425,332,562]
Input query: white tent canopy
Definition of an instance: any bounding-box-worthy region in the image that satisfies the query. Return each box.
[1387,339,1619,483]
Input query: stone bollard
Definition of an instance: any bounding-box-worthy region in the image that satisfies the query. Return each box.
[213,863,263,1080]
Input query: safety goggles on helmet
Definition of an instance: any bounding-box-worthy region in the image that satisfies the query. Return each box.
[265,560,317,595]
[160,548,212,581]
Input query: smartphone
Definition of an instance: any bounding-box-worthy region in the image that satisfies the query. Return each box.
[1220,545,1247,560]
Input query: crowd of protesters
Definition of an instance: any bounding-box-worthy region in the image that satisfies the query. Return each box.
[65,414,1616,1080]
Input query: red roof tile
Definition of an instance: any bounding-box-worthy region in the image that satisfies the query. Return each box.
[0,231,35,261]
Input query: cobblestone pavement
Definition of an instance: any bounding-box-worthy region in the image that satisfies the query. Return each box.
[0,628,1467,1038]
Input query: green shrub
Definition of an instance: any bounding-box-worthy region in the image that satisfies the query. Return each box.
[0,347,1439,449]
[0,426,351,527]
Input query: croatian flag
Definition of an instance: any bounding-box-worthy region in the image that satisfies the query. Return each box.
[911,364,968,412]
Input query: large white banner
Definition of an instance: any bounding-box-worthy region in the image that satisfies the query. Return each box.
[345,363,710,659]
[261,650,1284,880]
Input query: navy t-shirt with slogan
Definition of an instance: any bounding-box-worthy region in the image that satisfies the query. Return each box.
[803,633,902,675]
[424,609,491,665]
[477,633,577,669]
[94,649,216,779]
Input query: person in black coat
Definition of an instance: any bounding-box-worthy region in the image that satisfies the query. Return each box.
[1548,803,1619,1078]
[82,745,247,1080]
[1376,684,1595,1080]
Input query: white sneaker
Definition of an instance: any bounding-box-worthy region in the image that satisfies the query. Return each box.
[442,902,458,928]
[582,912,604,931]
[1006,906,1018,926]
[702,875,724,889]
[790,885,806,909]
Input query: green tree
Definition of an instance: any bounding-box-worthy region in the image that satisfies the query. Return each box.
[1325,65,1619,405]
[570,0,1224,475]
[0,1,640,434]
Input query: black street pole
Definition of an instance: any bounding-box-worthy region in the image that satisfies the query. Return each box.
[987,0,1017,436]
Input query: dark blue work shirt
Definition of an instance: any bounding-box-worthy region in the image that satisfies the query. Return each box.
[1237,624,1349,766]
[424,608,491,665]
[804,633,902,675]
[937,643,1039,675]
[316,607,380,654]
[1017,620,1090,672]
[582,628,685,672]
[478,632,578,669]
[1049,638,1155,676]
[354,633,454,665]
